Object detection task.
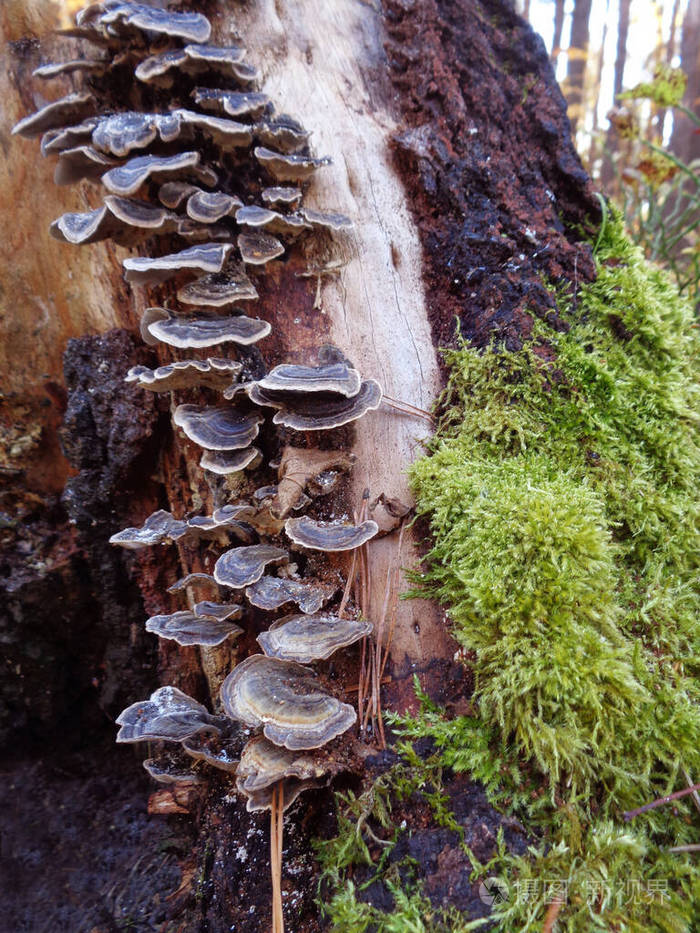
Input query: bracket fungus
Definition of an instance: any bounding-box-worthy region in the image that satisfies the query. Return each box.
[109,509,188,549]
[257,359,362,397]
[145,610,244,647]
[285,516,379,551]
[176,265,259,307]
[214,544,288,589]
[125,358,241,392]
[116,686,222,743]
[245,576,336,614]
[101,150,204,196]
[17,6,396,930]
[254,146,332,182]
[237,231,285,265]
[258,613,373,663]
[143,752,206,785]
[144,308,271,348]
[200,446,262,475]
[190,87,270,119]
[123,242,232,285]
[220,655,356,750]
[11,91,97,138]
[235,735,329,812]
[173,405,262,450]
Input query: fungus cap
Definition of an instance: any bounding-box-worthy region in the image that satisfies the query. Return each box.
[268,379,383,431]
[237,231,285,265]
[200,446,261,475]
[191,88,270,119]
[54,145,117,186]
[193,601,243,622]
[187,190,241,223]
[255,115,310,154]
[245,576,336,614]
[102,150,201,197]
[261,186,303,208]
[116,685,220,743]
[125,358,241,392]
[173,405,262,451]
[285,516,379,551]
[167,572,217,594]
[254,146,331,181]
[214,544,288,588]
[146,610,243,647]
[12,91,96,138]
[143,752,206,785]
[235,205,309,237]
[258,613,373,662]
[257,359,361,398]
[220,655,356,750]
[177,266,258,307]
[182,732,243,774]
[123,242,232,285]
[145,309,271,349]
[109,509,188,549]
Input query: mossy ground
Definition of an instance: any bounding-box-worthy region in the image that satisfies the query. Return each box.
[319,213,700,930]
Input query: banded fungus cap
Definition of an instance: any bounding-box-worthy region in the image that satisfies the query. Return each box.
[258,613,373,663]
[145,308,271,348]
[182,731,243,774]
[220,655,356,750]
[101,3,212,43]
[116,685,221,743]
[33,59,107,80]
[285,516,379,551]
[237,231,285,265]
[245,576,336,614]
[146,610,244,647]
[257,358,361,397]
[193,601,243,622]
[299,207,354,232]
[255,115,310,154]
[109,509,188,549]
[235,735,328,811]
[191,88,270,119]
[254,146,331,182]
[143,751,206,785]
[235,205,310,237]
[40,118,99,156]
[177,265,258,307]
[158,181,200,209]
[12,91,97,138]
[261,186,303,208]
[214,544,288,588]
[54,145,117,186]
[139,307,169,346]
[267,379,383,431]
[123,242,232,285]
[187,190,241,223]
[176,109,254,148]
[101,150,202,197]
[200,446,261,475]
[125,358,241,392]
[173,405,262,451]
[167,572,217,594]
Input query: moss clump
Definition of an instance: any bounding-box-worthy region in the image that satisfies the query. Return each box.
[398,211,700,929]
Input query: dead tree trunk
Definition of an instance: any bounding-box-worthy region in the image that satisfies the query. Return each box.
[1,1,599,930]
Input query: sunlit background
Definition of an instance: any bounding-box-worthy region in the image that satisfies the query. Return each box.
[518,0,700,306]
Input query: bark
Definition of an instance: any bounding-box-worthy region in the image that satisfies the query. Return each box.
[1,1,599,930]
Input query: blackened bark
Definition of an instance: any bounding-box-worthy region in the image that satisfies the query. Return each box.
[385,0,600,353]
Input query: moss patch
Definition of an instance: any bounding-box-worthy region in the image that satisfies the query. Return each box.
[392,211,700,929]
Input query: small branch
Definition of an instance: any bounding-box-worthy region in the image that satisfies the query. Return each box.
[542,897,564,933]
[381,394,435,424]
[623,781,700,821]
[668,844,700,854]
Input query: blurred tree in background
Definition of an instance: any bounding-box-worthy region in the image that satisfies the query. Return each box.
[519,0,700,305]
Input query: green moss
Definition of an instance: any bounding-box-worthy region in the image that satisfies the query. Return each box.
[395,211,700,929]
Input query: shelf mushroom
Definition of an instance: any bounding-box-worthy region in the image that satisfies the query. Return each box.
[143,308,271,348]
[257,613,373,663]
[173,405,262,450]
[214,544,288,589]
[284,516,379,551]
[145,610,244,647]
[116,686,223,743]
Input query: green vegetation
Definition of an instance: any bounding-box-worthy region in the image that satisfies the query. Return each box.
[318,212,700,930]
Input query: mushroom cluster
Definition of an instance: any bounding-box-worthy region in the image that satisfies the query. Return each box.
[14,3,386,930]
